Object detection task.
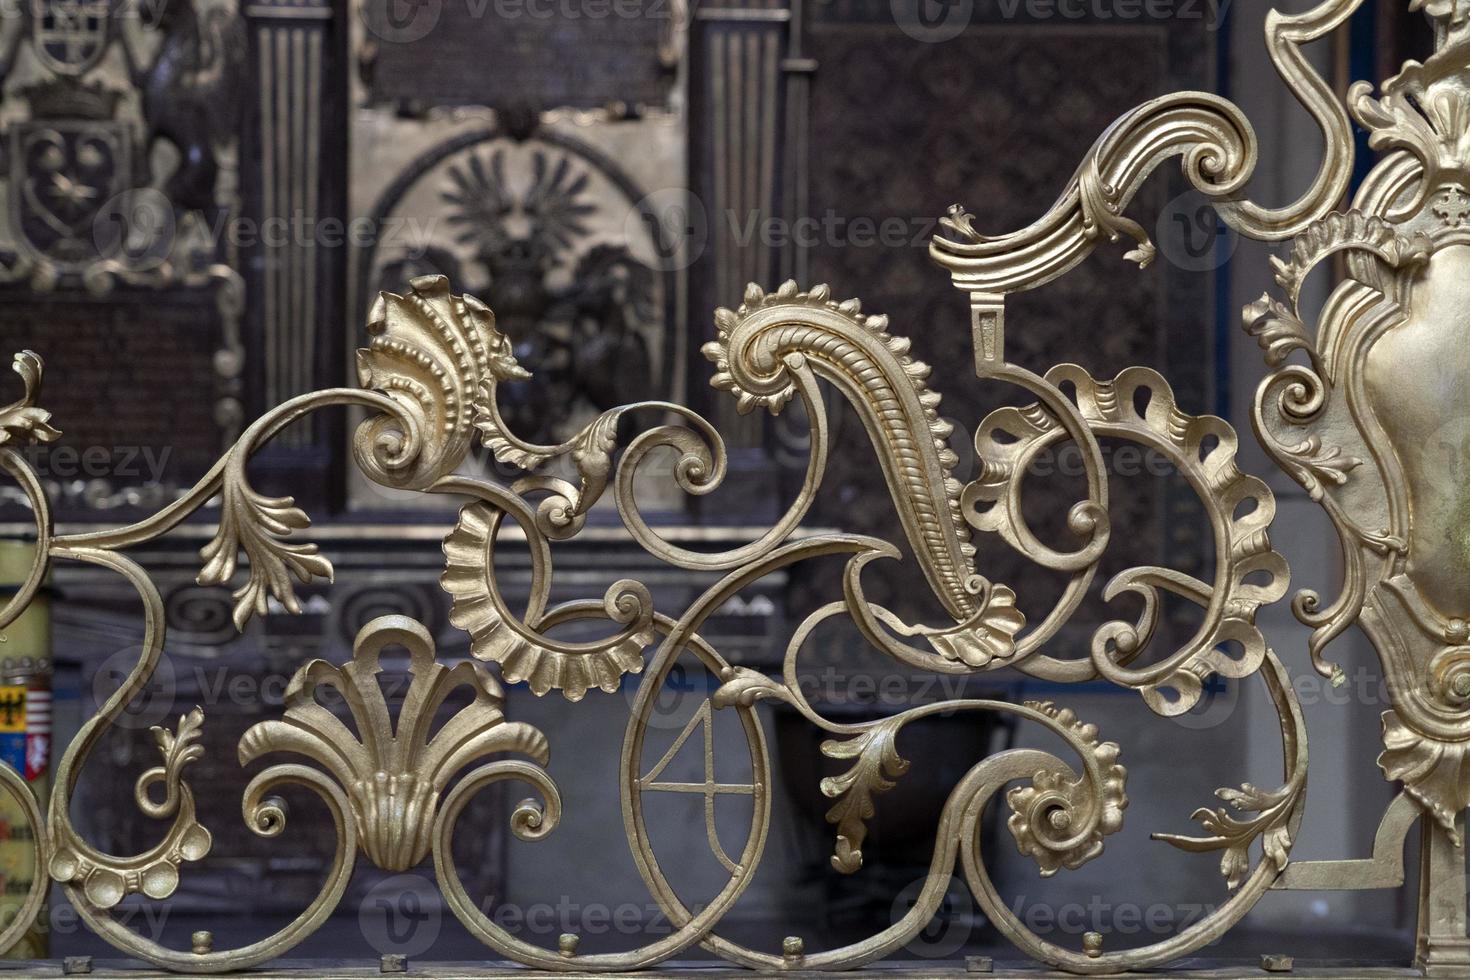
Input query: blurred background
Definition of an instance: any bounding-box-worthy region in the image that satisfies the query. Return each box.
[0,0,1441,966]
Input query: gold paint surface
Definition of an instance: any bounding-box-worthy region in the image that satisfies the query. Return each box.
[1367,245,1470,619]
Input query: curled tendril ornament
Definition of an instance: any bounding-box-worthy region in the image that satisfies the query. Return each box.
[1005,702,1127,876]
[50,708,213,909]
[0,0,1404,957]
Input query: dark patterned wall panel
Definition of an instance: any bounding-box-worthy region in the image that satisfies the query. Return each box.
[366,1,673,109]
[0,295,228,512]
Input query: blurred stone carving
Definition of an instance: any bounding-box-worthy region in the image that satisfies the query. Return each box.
[370,139,666,446]
[0,0,244,286]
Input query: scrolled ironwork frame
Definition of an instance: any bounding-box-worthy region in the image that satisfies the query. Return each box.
[0,0,1466,971]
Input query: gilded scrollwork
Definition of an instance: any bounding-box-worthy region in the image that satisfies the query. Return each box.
[355,274,519,490]
[17,343,453,967]
[441,499,655,699]
[1351,57,1470,220]
[1236,6,1470,962]
[0,351,61,448]
[968,363,1287,714]
[2,0,1468,970]
[704,282,977,606]
[703,281,1026,669]
[1244,206,1428,683]
[0,300,1306,975]
[929,0,1365,309]
[1004,701,1128,877]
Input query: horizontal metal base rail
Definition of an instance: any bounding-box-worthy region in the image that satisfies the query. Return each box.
[0,960,1448,979]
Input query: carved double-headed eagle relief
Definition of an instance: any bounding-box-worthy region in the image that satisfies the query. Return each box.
[0,0,1462,973]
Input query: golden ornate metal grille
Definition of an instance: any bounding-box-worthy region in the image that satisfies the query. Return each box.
[0,0,1467,972]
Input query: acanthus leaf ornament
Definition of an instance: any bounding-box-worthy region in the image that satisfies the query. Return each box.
[0,350,59,446]
[1378,709,1470,843]
[197,477,333,631]
[819,719,911,874]
[703,280,1026,667]
[1268,434,1363,501]
[1350,58,1470,221]
[1154,780,1299,890]
[355,274,527,490]
[239,615,553,871]
[1243,295,1318,373]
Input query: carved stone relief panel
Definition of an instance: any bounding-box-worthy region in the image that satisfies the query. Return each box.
[346,113,687,512]
[0,0,247,515]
